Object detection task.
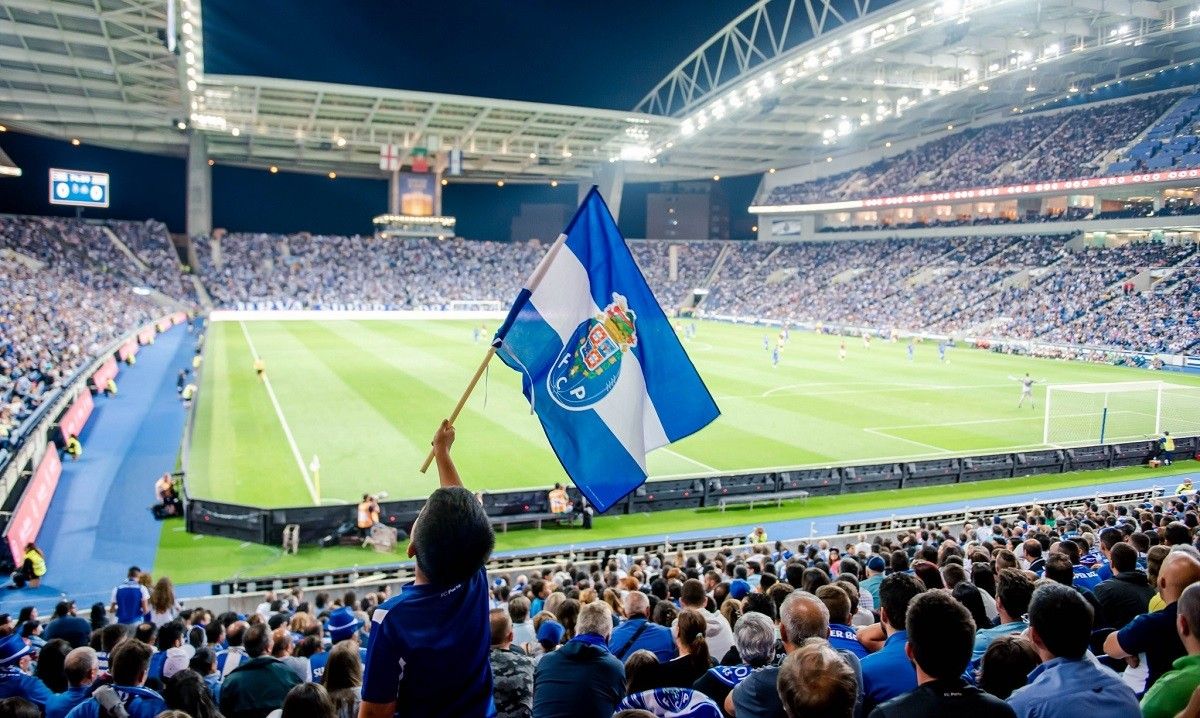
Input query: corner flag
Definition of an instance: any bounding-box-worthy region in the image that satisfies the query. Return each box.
[492,187,720,512]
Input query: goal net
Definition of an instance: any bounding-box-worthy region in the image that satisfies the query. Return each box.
[1043,381,1200,446]
[448,300,503,312]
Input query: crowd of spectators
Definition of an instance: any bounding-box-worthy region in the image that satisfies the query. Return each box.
[763,92,1184,206]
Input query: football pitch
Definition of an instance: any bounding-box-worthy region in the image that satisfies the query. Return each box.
[186,318,1200,508]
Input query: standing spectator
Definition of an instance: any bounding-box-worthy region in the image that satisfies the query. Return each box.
[111,567,150,627]
[0,634,51,710]
[979,636,1040,700]
[1104,550,1200,692]
[694,612,776,710]
[860,574,924,714]
[972,569,1034,663]
[1092,543,1154,630]
[532,601,624,718]
[1008,584,1139,718]
[490,608,534,718]
[64,639,167,718]
[678,580,735,660]
[1142,582,1200,718]
[359,421,496,718]
[148,578,181,627]
[218,623,302,718]
[321,642,363,718]
[641,609,715,690]
[45,648,97,718]
[43,601,91,648]
[871,590,1015,717]
[610,591,676,663]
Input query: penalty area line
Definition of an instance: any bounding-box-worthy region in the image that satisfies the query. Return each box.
[862,427,952,454]
[238,321,320,506]
[658,447,719,473]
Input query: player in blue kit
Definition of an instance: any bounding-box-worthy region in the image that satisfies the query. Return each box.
[906,340,915,362]
[359,420,497,718]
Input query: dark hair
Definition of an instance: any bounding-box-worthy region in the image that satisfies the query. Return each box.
[907,590,975,679]
[321,641,363,693]
[651,601,677,627]
[995,569,1035,619]
[110,638,153,686]
[412,487,495,586]
[971,564,996,597]
[243,624,270,657]
[89,603,108,632]
[1028,583,1093,659]
[34,639,71,693]
[101,624,128,653]
[800,568,830,594]
[156,621,186,652]
[1043,554,1074,586]
[911,561,944,590]
[680,579,706,607]
[164,669,221,718]
[1110,543,1137,573]
[1098,528,1123,551]
[742,592,777,622]
[1056,540,1081,564]
[189,647,217,676]
[676,609,710,668]
[880,573,925,631]
[554,598,580,639]
[951,583,992,632]
[134,623,156,646]
[979,635,1039,700]
[0,697,40,718]
[815,585,851,625]
[785,564,805,588]
[1166,522,1192,546]
[281,682,336,718]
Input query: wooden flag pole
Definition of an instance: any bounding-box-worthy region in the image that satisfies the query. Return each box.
[418,345,497,473]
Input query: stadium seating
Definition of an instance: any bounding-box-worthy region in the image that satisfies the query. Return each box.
[763,92,1185,205]
[1107,90,1200,174]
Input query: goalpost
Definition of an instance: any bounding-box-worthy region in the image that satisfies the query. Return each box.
[1043,381,1200,446]
[448,300,503,312]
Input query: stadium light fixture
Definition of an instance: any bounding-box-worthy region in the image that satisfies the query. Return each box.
[207,159,214,166]
[269,166,278,174]
[826,156,833,162]
[712,175,720,181]
[336,137,347,147]
[550,180,558,187]
[619,145,652,161]
[231,127,240,137]
[873,78,885,86]
[751,225,758,232]
[885,141,892,147]
[817,74,829,81]
[979,84,989,92]
[680,119,696,136]
[187,80,198,92]
[71,138,80,145]
[768,168,776,173]
[0,125,6,132]
[182,22,193,35]
[176,120,187,130]
[496,180,505,187]
[1026,83,1037,92]
[528,152,537,159]
[327,172,336,179]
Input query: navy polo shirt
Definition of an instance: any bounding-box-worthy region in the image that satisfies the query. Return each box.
[861,631,917,714]
[361,568,494,717]
[1116,601,1186,692]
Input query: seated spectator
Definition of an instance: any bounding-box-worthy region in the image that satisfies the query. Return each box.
[35,640,70,694]
[359,421,495,718]
[510,596,537,649]
[1141,581,1200,718]
[860,574,924,714]
[489,608,534,718]
[43,601,92,649]
[640,608,715,690]
[188,647,221,703]
[1092,543,1153,630]
[548,483,573,515]
[218,623,303,718]
[1104,549,1200,692]
[777,640,858,718]
[972,569,1034,663]
[44,647,97,718]
[0,633,51,710]
[311,607,362,681]
[818,585,867,659]
[532,601,624,718]
[64,639,167,718]
[979,635,1040,700]
[0,697,39,718]
[677,580,735,660]
[321,642,363,718]
[217,621,250,677]
[1008,583,1139,718]
[610,591,676,663]
[693,612,776,709]
[871,590,1015,717]
[162,669,221,718]
[278,682,336,718]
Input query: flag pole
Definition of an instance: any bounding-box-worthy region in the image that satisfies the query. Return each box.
[418,232,570,474]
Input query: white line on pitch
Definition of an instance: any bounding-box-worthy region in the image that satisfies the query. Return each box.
[658,447,719,473]
[868,416,1041,431]
[863,427,953,454]
[238,320,320,505]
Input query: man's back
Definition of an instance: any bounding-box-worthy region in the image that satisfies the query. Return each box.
[45,685,91,718]
[1093,571,1154,630]
[361,569,493,717]
[491,646,534,718]
[732,649,862,718]
[532,638,624,718]
[1007,656,1139,718]
[609,617,676,663]
[111,580,146,624]
[64,685,168,718]
[44,616,91,648]
[871,679,1016,718]
[218,656,302,718]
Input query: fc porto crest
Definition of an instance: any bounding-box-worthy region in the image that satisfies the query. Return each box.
[548,292,638,410]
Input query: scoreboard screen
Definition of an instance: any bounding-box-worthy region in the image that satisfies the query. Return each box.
[49,168,110,208]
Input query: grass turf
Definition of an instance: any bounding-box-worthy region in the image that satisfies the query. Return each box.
[187,318,1200,507]
[155,461,1195,584]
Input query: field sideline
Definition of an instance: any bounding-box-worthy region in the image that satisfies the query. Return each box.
[186,318,1200,507]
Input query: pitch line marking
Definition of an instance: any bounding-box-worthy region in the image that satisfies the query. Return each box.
[238,320,320,506]
[863,427,953,454]
[658,447,719,473]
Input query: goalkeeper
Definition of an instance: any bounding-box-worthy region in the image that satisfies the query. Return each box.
[1011,373,1042,409]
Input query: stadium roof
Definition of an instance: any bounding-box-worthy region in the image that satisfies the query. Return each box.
[1,0,1198,182]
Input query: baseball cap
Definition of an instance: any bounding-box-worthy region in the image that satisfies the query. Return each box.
[536,620,565,645]
[728,579,751,600]
[327,607,363,643]
[866,556,886,572]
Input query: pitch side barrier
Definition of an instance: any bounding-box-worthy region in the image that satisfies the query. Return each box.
[183,436,1198,551]
[185,490,1190,611]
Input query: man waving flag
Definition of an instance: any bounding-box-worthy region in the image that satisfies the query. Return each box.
[492,187,720,512]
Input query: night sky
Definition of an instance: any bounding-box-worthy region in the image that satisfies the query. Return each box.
[0,1,764,239]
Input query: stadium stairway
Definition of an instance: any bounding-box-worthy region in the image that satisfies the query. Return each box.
[0,324,193,613]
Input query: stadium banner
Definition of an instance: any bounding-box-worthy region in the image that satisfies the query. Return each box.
[58,388,94,441]
[118,338,140,362]
[138,326,157,344]
[396,172,435,216]
[208,309,507,322]
[171,312,187,325]
[156,318,172,332]
[92,356,119,390]
[6,444,61,565]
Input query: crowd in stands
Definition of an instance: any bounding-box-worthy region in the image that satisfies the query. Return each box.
[0,215,188,452]
[764,92,1185,205]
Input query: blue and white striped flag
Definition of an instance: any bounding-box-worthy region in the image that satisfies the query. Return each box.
[492,187,720,512]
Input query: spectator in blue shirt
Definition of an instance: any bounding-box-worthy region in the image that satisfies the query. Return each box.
[1093,528,1124,582]
[359,420,496,718]
[45,647,98,718]
[43,601,92,649]
[1008,583,1139,718]
[311,607,365,681]
[1055,541,1101,592]
[0,633,52,711]
[817,584,867,659]
[216,621,249,678]
[64,639,168,718]
[111,567,150,627]
[1104,549,1200,693]
[693,611,776,710]
[972,569,1034,663]
[609,590,676,663]
[860,572,925,714]
[861,556,886,607]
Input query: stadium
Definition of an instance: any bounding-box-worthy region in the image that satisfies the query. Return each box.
[1,0,1200,716]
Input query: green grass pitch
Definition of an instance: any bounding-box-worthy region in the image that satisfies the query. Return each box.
[185,318,1200,508]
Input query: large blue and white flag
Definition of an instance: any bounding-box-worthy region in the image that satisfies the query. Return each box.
[493,187,720,512]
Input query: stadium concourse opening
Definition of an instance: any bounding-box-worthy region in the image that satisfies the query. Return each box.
[4,0,1200,715]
